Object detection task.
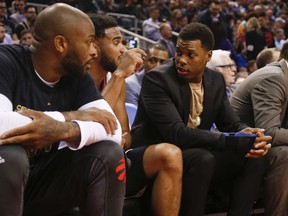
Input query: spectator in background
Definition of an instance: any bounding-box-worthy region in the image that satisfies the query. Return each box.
[209,21,237,62]
[0,22,13,44]
[174,13,188,33]
[117,0,136,31]
[197,0,226,29]
[0,0,15,37]
[253,4,264,17]
[185,0,198,23]
[10,0,26,26]
[256,47,280,69]
[155,0,171,21]
[158,22,175,58]
[135,0,151,21]
[126,43,169,107]
[20,28,32,46]
[14,5,37,40]
[245,16,266,61]
[258,13,275,48]
[274,17,286,34]
[206,49,236,98]
[234,11,257,54]
[170,8,182,32]
[265,8,275,29]
[225,13,235,44]
[98,0,119,13]
[235,70,249,86]
[142,5,161,41]
[246,59,258,74]
[274,29,286,50]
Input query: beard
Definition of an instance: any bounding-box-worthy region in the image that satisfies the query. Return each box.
[62,51,86,77]
[0,35,4,43]
[100,50,117,73]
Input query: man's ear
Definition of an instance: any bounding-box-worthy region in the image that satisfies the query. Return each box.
[54,35,67,53]
[206,50,213,62]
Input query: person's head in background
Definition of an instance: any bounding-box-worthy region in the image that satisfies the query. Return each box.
[274,28,286,49]
[159,22,173,40]
[257,12,268,29]
[209,0,222,17]
[256,48,280,69]
[0,0,7,19]
[279,40,288,61]
[149,5,160,21]
[246,59,257,73]
[24,5,37,23]
[20,29,32,46]
[144,43,168,73]
[206,49,236,86]
[176,14,188,30]
[0,22,5,43]
[14,0,26,14]
[246,16,260,32]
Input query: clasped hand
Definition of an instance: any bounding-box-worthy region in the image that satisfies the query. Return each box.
[240,127,272,158]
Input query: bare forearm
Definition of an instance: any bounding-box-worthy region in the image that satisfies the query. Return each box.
[102,74,126,110]
[60,121,81,148]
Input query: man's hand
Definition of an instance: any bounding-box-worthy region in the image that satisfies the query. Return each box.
[0,110,80,150]
[240,127,265,135]
[115,48,147,78]
[240,128,272,158]
[63,107,118,135]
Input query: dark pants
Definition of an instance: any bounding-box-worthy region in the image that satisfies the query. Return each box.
[180,148,268,216]
[0,141,125,216]
[264,146,288,216]
[0,145,29,216]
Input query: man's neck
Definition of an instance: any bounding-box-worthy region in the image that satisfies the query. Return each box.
[90,63,107,90]
[31,49,62,83]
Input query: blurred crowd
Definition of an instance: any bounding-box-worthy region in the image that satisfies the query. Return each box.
[1,0,288,79]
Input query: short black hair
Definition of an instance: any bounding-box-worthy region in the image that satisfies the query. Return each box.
[178,22,214,51]
[24,5,37,13]
[146,43,168,54]
[21,28,31,36]
[88,13,118,38]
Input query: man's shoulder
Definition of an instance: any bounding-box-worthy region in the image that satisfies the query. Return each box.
[143,60,180,88]
[0,44,27,61]
[251,64,286,80]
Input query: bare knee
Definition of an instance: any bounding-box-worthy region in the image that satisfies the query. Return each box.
[157,143,182,171]
[144,143,182,178]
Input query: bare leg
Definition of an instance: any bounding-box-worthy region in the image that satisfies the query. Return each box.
[143,143,182,216]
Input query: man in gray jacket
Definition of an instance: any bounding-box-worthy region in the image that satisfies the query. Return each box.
[230,41,288,216]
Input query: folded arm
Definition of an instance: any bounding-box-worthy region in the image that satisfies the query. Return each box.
[0,95,122,150]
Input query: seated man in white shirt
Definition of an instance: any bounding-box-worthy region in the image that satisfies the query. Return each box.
[0,23,13,44]
[0,3,125,216]
[126,43,169,107]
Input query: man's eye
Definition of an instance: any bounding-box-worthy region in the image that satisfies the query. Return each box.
[148,58,157,64]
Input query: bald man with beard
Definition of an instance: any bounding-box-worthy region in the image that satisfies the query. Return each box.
[0,3,126,216]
